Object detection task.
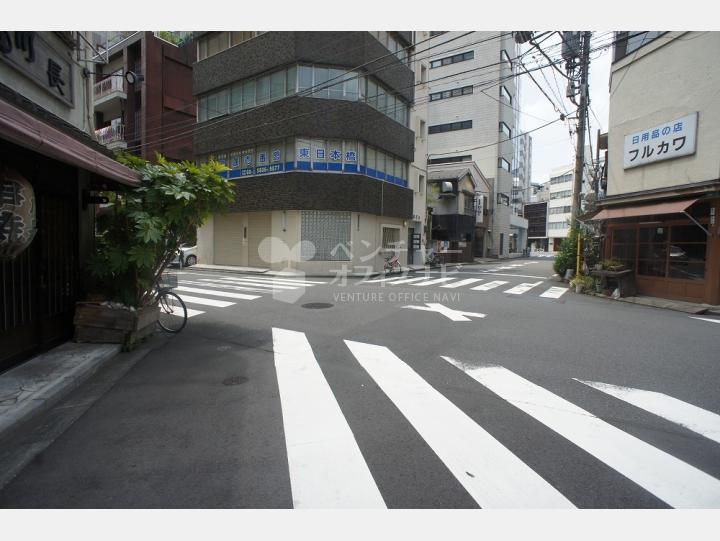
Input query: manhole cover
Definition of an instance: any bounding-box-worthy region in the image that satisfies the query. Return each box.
[222,376,248,386]
[301,302,334,309]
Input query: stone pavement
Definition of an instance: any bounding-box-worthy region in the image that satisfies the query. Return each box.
[0,342,121,441]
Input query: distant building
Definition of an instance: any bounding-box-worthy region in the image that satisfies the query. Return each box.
[525,202,548,252]
[192,31,416,274]
[427,161,491,263]
[424,32,527,258]
[594,31,720,305]
[88,31,195,162]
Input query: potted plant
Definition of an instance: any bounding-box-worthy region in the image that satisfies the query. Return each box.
[569,274,595,294]
[75,154,234,348]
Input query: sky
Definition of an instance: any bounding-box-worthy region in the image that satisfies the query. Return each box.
[517,32,613,185]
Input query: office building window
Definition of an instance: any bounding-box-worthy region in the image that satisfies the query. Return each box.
[197,64,408,126]
[428,120,472,134]
[382,226,401,250]
[500,85,512,104]
[198,31,262,61]
[301,211,352,261]
[430,50,474,68]
[428,155,472,165]
[498,157,511,172]
[429,85,474,101]
[499,121,512,139]
[501,49,512,67]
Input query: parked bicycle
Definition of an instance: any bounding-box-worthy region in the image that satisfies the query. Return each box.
[154,271,187,333]
[383,250,401,273]
[425,249,440,267]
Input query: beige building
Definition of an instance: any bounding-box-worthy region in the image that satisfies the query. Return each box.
[594,31,720,304]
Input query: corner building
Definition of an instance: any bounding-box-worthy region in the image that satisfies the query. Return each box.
[193,32,416,274]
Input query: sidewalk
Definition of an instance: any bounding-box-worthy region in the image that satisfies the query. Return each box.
[0,342,121,442]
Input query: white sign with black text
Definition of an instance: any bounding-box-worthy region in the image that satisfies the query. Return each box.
[623,112,698,169]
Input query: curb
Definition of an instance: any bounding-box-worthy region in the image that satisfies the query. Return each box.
[0,342,122,442]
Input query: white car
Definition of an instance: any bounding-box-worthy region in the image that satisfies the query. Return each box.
[173,244,198,267]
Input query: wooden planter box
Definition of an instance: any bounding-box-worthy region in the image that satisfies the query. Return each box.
[74,302,160,349]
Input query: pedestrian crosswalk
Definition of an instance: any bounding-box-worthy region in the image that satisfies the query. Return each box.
[169,272,328,322]
[270,329,720,509]
[362,274,568,300]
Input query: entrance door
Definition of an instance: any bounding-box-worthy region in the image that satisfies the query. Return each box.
[0,190,78,372]
[407,228,415,265]
[247,212,272,268]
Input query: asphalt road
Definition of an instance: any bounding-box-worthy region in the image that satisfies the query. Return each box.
[1,258,719,508]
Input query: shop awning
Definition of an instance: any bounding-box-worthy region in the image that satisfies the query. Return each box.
[0,98,139,187]
[590,198,699,221]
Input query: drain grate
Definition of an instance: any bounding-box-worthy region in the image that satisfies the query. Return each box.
[301,302,334,309]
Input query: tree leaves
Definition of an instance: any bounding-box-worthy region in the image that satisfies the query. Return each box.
[86,153,235,306]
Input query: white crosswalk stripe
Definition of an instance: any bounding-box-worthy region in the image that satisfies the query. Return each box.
[471,280,509,291]
[175,285,260,300]
[389,277,432,285]
[258,330,720,508]
[576,380,720,445]
[440,278,485,288]
[175,294,236,308]
[363,275,409,284]
[273,329,386,508]
[345,340,574,508]
[201,278,300,290]
[409,277,456,287]
[540,286,568,299]
[504,281,543,295]
[181,307,206,318]
[178,279,270,293]
[443,360,720,508]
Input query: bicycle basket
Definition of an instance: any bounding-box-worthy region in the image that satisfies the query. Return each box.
[159,272,178,289]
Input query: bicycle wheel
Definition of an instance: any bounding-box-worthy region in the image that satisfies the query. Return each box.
[157,291,187,333]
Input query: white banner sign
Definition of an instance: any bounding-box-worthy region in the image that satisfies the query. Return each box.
[623,112,698,169]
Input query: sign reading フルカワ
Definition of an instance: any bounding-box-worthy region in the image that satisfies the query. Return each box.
[623,112,698,169]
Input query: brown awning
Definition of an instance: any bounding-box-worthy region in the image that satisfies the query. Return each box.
[0,98,140,187]
[591,198,699,221]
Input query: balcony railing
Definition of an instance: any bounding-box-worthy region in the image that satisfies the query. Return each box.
[95,124,125,145]
[93,71,125,99]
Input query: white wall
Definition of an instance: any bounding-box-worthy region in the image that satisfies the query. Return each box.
[608,32,720,195]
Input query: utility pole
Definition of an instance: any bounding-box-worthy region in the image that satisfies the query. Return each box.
[570,31,592,225]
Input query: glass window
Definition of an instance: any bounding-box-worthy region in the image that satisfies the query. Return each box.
[230,84,243,113]
[229,151,241,169]
[669,225,707,280]
[328,68,345,100]
[312,139,326,164]
[286,65,297,95]
[256,145,270,168]
[386,156,395,178]
[298,65,313,93]
[207,32,228,57]
[296,138,312,162]
[500,85,512,104]
[343,140,357,164]
[376,86,387,114]
[367,146,376,170]
[256,75,271,105]
[285,138,295,164]
[312,67,329,98]
[198,39,207,61]
[270,141,283,164]
[271,70,286,101]
[500,122,512,138]
[367,79,378,108]
[241,147,254,169]
[242,80,255,109]
[344,73,358,101]
[301,211,352,261]
[198,96,208,122]
[376,150,385,175]
[357,141,365,168]
[386,94,396,119]
[230,32,244,46]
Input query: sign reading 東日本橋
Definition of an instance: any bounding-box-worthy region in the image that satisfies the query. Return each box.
[623,112,698,169]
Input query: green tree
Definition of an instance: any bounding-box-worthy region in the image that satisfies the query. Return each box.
[553,227,578,276]
[87,154,234,307]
